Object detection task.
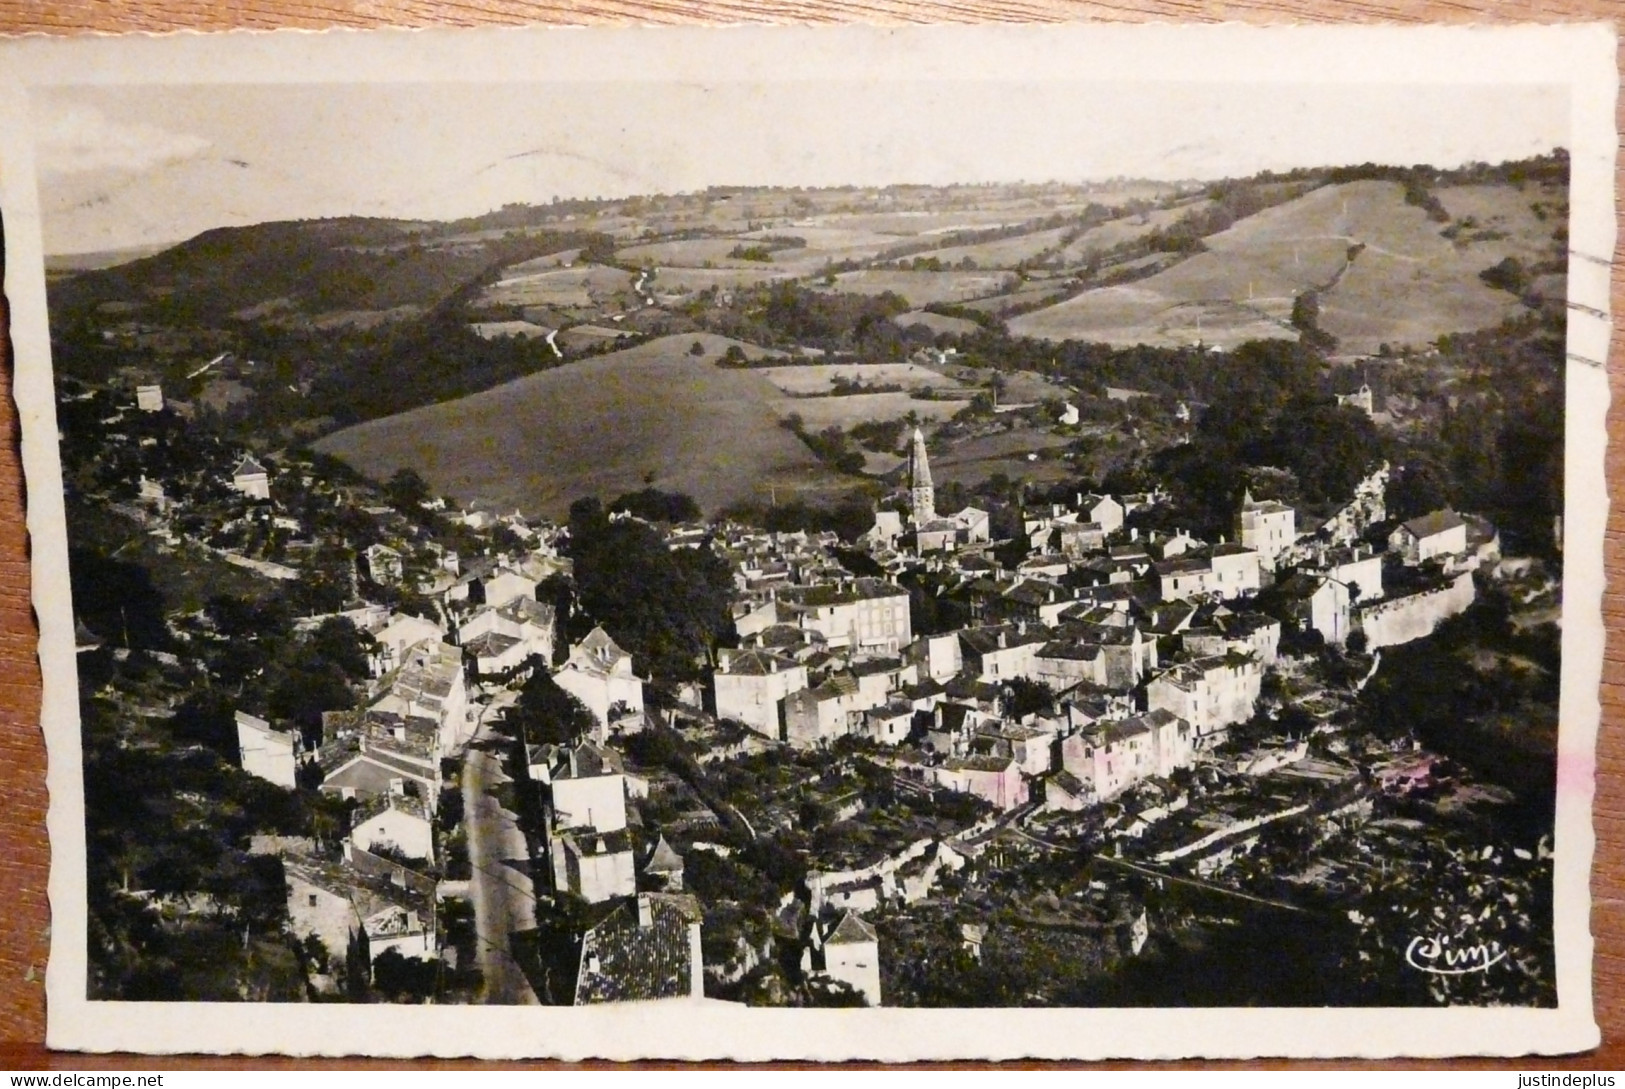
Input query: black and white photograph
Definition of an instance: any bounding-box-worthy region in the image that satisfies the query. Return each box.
[2,23,1612,1060]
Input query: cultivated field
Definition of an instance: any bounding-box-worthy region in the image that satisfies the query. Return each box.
[801,205,1095,238]
[1010,180,1553,353]
[471,320,550,341]
[759,362,966,396]
[314,333,842,518]
[1052,204,1208,265]
[650,266,795,293]
[893,310,981,337]
[927,364,1072,405]
[484,249,582,276]
[916,226,1074,269]
[814,269,1018,307]
[616,238,771,268]
[957,283,1069,317]
[930,427,1077,489]
[772,391,968,430]
[478,263,633,308]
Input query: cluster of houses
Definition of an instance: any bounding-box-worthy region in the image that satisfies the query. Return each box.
[112,372,1506,1007]
[711,432,1497,825]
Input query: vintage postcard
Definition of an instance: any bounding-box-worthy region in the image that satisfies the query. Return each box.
[0,22,1613,1060]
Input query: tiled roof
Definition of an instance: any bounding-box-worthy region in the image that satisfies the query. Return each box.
[644,835,684,874]
[465,631,521,658]
[574,893,702,1005]
[781,578,906,607]
[826,910,878,946]
[722,648,799,676]
[1401,509,1466,539]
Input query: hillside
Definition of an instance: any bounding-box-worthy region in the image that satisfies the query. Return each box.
[314,333,847,518]
[49,217,607,329]
[1009,178,1565,354]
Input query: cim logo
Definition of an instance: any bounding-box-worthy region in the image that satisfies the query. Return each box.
[1404,933,1509,976]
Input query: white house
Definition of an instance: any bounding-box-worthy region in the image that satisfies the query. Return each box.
[1079,494,1125,536]
[230,455,271,501]
[1156,544,1262,602]
[930,755,1028,812]
[458,597,556,677]
[1274,573,1353,646]
[714,648,809,735]
[1060,709,1193,801]
[545,742,631,834]
[778,578,912,653]
[235,710,300,789]
[480,565,538,609]
[813,911,882,1006]
[550,828,637,904]
[1389,509,1469,566]
[1146,655,1262,746]
[350,795,435,863]
[368,614,444,677]
[1236,491,1295,568]
[554,627,646,738]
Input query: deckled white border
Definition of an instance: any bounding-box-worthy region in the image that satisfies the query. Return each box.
[0,22,1611,1061]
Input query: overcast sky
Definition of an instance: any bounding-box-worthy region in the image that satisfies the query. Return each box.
[34,80,1568,256]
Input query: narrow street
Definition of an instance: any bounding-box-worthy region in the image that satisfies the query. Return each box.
[462,704,540,1005]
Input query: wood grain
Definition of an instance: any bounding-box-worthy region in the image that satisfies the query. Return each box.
[0,0,1618,1069]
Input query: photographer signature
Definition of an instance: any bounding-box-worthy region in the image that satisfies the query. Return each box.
[1405,933,1508,975]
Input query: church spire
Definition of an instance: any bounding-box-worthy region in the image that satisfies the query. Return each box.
[909,427,935,525]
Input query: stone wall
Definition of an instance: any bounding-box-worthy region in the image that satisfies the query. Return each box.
[1356,572,1475,650]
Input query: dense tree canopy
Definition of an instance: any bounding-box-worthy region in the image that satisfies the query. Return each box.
[565,498,735,682]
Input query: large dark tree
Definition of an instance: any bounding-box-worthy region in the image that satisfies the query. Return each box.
[1263,397,1383,504]
[565,498,734,681]
[504,659,598,746]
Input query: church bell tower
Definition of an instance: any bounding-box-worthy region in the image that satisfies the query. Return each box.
[908,427,936,526]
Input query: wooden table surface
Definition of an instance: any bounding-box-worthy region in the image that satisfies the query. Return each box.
[0,0,1618,1070]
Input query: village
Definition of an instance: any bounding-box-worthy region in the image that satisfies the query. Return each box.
[61,361,1560,1009]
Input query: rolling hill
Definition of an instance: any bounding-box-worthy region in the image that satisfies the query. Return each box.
[1009,178,1564,355]
[314,333,849,518]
